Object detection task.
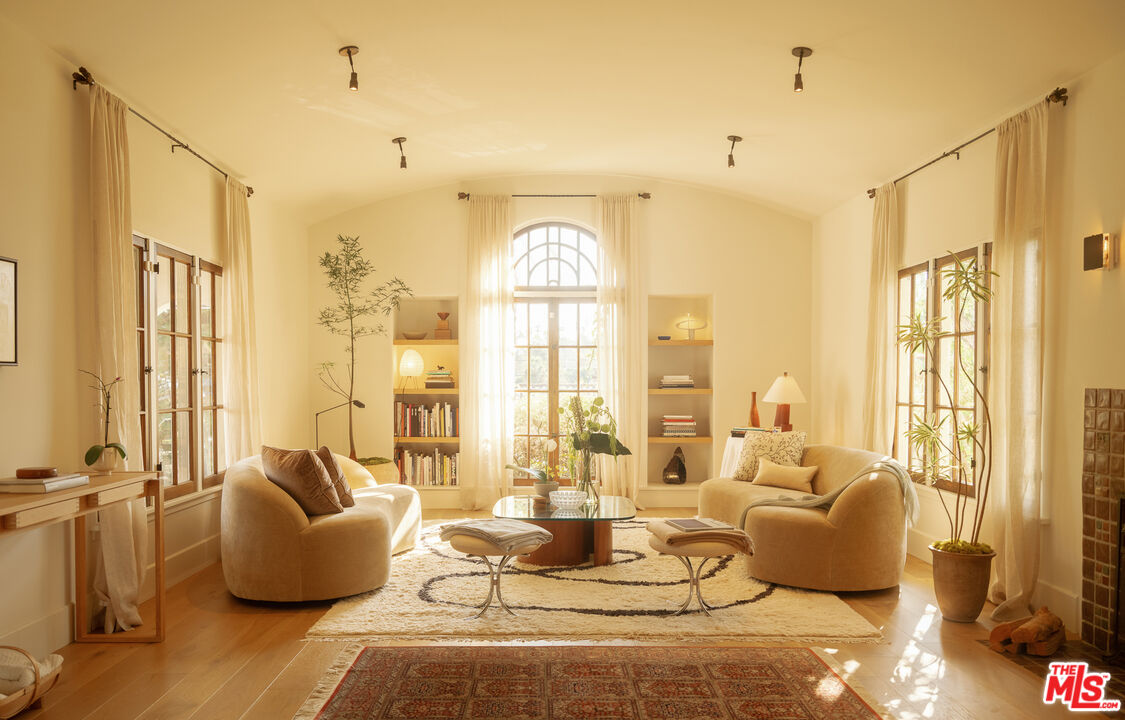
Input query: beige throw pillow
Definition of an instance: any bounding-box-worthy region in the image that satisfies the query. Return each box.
[732,430,806,481]
[752,457,818,493]
[316,446,355,508]
[261,446,343,516]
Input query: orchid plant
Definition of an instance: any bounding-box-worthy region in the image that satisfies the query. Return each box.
[80,369,128,466]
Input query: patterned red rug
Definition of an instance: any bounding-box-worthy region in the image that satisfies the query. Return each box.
[297,645,886,719]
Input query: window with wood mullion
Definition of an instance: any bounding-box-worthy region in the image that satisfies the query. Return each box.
[893,261,930,476]
[199,260,224,487]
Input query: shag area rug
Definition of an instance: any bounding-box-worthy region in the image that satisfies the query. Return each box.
[295,645,887,719]
[305,520,880,642]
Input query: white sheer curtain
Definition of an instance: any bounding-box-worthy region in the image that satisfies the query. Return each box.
[222,177,262,464]
[89,85,147,632]
[988,103,1048,621]
[595,194,645,501]
[461,195,513,510]
[862,182,901,455]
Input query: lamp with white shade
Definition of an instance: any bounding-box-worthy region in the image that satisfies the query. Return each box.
[398,349,424,393]
[762,372,806,432]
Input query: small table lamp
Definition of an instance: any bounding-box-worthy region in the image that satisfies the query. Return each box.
[398,349,424,392]
[763,372,806,432]
[675,313,708,341]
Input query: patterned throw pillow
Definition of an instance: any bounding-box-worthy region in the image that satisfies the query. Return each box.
[732,431,807,481]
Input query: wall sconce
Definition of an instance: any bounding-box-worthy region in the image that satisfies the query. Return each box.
[1084,233,1118,271]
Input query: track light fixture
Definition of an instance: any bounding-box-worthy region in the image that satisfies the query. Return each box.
[792,46,812,93]
[727,135,742,168]
[339,45,359,91]
[393,137,407,169]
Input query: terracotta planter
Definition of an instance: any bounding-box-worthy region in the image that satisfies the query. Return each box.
[929,544,995,622]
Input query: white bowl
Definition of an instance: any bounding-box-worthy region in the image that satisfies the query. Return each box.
[549,489,587,511]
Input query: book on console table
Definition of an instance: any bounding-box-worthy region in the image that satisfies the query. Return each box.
[0,473,90,493]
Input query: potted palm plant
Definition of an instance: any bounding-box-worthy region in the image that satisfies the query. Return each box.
[898,251,996,622]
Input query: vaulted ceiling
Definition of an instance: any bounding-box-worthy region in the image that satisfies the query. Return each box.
[4,0,1125,223]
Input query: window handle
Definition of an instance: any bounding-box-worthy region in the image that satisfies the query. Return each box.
[144,366,153,374]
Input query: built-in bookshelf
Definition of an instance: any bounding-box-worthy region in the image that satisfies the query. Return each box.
[645,295,714,497]
[392,297,461,498]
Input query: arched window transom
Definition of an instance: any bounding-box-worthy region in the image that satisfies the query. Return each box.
[512,222,597,289]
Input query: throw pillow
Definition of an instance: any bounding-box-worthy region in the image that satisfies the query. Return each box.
[316,446,355,508]
[732,430,807,481]
[752,457,819,493]
[261,446,343,516]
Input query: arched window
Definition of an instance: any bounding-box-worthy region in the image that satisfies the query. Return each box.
[511,223,599,480]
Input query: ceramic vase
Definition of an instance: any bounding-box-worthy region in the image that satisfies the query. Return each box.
[91,447,120,474]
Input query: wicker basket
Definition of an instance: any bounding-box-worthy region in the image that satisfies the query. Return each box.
[0,646,62,719]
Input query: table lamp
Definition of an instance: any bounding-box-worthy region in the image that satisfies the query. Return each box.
[763,372,805,432]
[398,349,424,392]
[675,313,708,340]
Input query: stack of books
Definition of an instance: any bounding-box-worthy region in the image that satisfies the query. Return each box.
[730,427,775,438]
[662,415,697,437]
[394,447,459,486]
[659,374,695,389]
[0,473,89,494]
[424,369,455,389]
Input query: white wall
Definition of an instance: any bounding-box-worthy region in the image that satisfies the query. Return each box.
[811,49,1125,629]
[307,176,813,492]
[0,16,309,657]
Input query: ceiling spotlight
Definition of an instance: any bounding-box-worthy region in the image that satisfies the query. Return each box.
[792,46,812,93]
[393,137,407,169]
[727,135,742,168]
[339,45,359,91]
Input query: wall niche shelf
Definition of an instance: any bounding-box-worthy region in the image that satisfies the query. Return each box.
[649,339,713,346]
[393,339,458,346]
[648,436,713,445]
[648,388,712,395]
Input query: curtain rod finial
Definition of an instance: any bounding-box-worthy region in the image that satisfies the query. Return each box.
[457,192,470,200]
[246,187,254,197]
[866,188,877,199]
[638,192,652,199]
[1046,87,1068,106]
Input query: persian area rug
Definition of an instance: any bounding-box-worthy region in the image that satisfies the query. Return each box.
[305,520,880,642]
[294,645,888,720]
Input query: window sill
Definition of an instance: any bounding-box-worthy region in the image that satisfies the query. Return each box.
[148,484,223,518]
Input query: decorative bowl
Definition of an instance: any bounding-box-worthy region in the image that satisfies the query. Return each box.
[401,331,427,340]
[657,335,671,341]
[549,489,587,511]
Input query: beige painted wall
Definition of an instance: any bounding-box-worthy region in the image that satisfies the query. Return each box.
[811,49,1125,629]
[307,176,813,493]
[0,16,309,657]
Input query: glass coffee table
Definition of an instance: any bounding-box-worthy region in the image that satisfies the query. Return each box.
[492,494,636,566]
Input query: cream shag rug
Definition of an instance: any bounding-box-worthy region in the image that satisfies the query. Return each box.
[305,519,881,642]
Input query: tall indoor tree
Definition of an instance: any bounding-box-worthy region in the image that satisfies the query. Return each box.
[318,234,411,459]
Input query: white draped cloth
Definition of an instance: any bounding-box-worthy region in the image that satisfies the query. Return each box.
[862,183,901,455]
[89,85,147,633]
[222,177,262,464]
[988,103,1049,621]
[594,194,646,501]
[461,196,513,510]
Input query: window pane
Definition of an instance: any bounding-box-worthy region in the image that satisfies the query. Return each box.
[896,344,910,404]
[215,409,225,471]
[157,334,172,410]
[134,247,145,328]
[912,270,928,317]
[514,303,528,345]
[940,273,956,332]
[175,336,191,408]
[200,270,213,337]
[138,331,146,412]
[513,348,528,390]
[213,273,222,338]
[579,303,597,346]
[156,258,172,331]
[559,303,578,346]
[203,409,214,478]
[512,393,528,435]
[158,413,173,484]
[176,412,191,485]
[579,348,598,391]
[512,437,529,471]
[202,340,214,406]
[559,349,578,391]
[894,407,909,466]
[911,350,926,403]
[174,261,190,333]
[529,348,549,389]
[529,392,549,435]
[937,335,954,400]
[529,437,548,474]
[959,290,976,333]
[956,336,976,408]
[528,303,548,345]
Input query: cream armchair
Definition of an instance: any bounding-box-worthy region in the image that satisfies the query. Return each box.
[221,455,421,602]
[698,444,907,592]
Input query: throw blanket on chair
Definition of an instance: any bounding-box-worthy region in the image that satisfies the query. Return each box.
[738,459,919,529]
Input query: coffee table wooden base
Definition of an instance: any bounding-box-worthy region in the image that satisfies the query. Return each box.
[517,519,614,566]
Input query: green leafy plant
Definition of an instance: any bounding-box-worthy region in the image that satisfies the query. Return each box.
[557,395,631,503]
[317,235,411,459]
[80,369,127,466]
[897,251,996,555]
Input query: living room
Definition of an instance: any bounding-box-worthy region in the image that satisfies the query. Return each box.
[0,1,1123,718]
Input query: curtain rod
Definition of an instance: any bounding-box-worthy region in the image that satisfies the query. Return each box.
[71,67,254,197]
[866,87,1068,199]
[457,192,651,200]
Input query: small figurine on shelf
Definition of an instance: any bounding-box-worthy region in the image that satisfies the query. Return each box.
[662,446,687,485]
[434,312,451,340]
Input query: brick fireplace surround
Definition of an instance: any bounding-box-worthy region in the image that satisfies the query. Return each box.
[1081,388,1125,653]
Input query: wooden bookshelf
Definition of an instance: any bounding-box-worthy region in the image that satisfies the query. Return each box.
[648,388,712,395]
[393,339,458,346]
[394,436,461,444]
[648,436,713,445]
[398,388,459,396]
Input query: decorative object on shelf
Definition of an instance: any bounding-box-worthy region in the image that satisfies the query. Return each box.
[748,391,761,427]
[656,335,671,341]
[400,331,427,340]
[558,396,631,504]
[315,399,366,448]
[317,234,412,459]
[548,489,588,511]
[763,372,806,432]
[0,256,15,366]
[434,311,451,340]
[424,366,455,389]
[15,467,57,479]
[674,312,707,341]
[79,369,127,473]
[898,251,996,621]
[398,349,424,387]
[1083,233,1117,271]
[662,447,687,485]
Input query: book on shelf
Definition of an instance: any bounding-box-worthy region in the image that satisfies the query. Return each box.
[662,414,694,420]
[0,473,90,494]
[659,374,695,388]
[394,400,460,438]
[730,427,775,438]
[393,447,459,487]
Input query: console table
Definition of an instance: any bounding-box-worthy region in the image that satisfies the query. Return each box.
[0,471,164,643]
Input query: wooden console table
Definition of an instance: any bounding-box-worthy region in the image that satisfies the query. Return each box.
[0,471,164,643]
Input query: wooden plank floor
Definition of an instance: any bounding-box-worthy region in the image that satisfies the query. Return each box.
[24,507,1087,720]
